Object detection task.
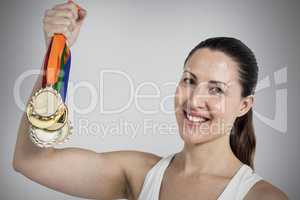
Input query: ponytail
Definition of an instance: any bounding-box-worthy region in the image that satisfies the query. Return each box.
[230,108,256,169]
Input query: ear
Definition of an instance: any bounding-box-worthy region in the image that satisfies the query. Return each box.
[237,95,254,117]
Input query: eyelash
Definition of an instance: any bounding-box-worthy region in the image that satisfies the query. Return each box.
[182,77,195,85]
[182,78,224,94]
[209,87,224,94]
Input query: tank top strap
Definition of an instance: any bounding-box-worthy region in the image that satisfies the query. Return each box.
[137,153,175,200]
[218,164,263,200]
[236,168,263,199]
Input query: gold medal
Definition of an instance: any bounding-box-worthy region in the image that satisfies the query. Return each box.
[27,31,76,148]
[31,86,62,117]
[26,87,66,129]
[27,102,66,129]
[56,121,73,144]
[44,105,68,131]
[29,127,60,148]
[29,121,72,148]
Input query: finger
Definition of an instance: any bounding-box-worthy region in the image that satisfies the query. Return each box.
[45,9,75,20]
[77,7,87,22]
[52,1,77,11]
[43,16,76,28]
[44,24,72,39]
[48,24,74,35]
[52,2,78,19]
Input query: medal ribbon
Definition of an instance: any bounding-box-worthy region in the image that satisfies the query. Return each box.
[42,34,70,102]
[42,0,80,102]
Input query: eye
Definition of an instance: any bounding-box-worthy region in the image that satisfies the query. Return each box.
[182,77,195,85]
[209,87,224,95]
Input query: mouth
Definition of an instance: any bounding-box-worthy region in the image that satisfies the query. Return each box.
[183,109,211,125]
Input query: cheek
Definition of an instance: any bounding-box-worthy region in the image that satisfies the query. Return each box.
[207,96,227,117]
[208,95,238,115]
[175,85,190,108]
[206,97,233,134]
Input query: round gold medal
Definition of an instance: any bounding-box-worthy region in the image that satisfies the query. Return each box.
[29,121,72,148]
[29,127,60,148]
[27,103,66,129]
[56,121,73,144]
[26,87,66,129]
[32,86,62,117]
[45,106,68,131]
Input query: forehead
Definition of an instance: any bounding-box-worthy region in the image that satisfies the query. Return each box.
[185,48,239,83]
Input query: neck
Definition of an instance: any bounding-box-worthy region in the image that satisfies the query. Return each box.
[175,136,242,177]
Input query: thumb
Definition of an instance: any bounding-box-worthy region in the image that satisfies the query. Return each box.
[77,7,87,23]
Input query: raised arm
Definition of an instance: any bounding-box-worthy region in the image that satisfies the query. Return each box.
[12,2,160,199]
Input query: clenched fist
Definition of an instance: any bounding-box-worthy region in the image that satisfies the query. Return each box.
[43,1,87,48]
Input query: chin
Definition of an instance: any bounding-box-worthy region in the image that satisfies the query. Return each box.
[179,125,223,145]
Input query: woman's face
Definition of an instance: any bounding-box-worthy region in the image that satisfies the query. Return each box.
[175,48,252,145]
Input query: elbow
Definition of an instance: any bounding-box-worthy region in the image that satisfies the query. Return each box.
[12,151,27,173]
[12,156,23,173]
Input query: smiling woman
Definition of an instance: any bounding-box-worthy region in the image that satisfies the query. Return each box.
[176,38,258,168]
[142,37,288,200]
[12,1,288,200]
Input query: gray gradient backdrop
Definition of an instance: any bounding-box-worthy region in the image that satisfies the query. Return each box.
[1,0,300,199]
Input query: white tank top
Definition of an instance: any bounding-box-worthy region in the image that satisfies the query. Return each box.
[138,153,263,200]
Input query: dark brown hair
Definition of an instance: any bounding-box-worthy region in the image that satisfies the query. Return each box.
[184,37,258,168]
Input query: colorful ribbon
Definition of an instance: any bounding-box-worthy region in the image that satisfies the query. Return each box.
[42,34,71,102]
[41,0,81,102]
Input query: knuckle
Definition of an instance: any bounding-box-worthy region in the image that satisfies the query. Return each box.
[63,19,69,26]
[70,18,76,25]
[68,2,77,10]
[66,11,74,18]
[71,5,78,15]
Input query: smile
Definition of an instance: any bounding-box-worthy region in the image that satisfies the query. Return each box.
[183,110,211,125]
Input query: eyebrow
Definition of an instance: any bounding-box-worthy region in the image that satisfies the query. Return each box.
[183,70,229,87]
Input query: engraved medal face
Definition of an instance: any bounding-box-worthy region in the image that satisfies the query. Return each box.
[32,87,62,117]
[26,87,66,129]
[33,91,59,116]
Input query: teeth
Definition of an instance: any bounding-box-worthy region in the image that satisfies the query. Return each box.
[186,113,208,123]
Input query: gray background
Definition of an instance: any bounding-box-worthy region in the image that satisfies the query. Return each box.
[1,0,300,199]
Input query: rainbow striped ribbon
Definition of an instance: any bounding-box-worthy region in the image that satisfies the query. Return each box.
[42,34,71,102]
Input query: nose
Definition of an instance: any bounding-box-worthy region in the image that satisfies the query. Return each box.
[188,83,208,110]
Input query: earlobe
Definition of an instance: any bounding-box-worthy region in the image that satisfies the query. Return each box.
[238,95,254,117]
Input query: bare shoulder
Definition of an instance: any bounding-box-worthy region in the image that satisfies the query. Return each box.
[245,180,289,200]
[107,150,162,199]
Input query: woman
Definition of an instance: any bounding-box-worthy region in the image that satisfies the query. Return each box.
[13,2,288,200]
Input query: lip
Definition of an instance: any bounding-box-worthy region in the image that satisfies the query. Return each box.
[182,109,211,126]
[183,108,211,120]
